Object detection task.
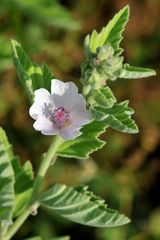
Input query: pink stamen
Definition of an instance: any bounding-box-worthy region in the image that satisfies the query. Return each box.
[53,107,69,124]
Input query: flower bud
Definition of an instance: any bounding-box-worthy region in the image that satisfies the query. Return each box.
[96,44,114,61]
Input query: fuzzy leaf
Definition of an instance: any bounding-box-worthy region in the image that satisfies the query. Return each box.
[40,183,130,227]
[93,101,138,134]
[119,64,156,79]
[0,128,33,220]
[57,121,108,159]
[11,39,54,101]
[0,128,15,223]
[89,86,117,109]
[85,5,129,56]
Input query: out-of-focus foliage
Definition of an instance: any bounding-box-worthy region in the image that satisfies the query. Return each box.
[0,0,160,240]
[25,237,70,240]
[0,0,80,29]
[0,0,80,71]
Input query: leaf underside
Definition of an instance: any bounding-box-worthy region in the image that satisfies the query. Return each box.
[89,86,117,109]
[93,101,138,134]
[120,64,156,79]
[40,183,130,228]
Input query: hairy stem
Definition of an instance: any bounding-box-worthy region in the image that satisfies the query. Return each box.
[4,136,63,240]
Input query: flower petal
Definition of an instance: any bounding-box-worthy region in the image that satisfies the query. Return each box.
[41,129,58,136]
[34,88,51,104]
[59,125,82,140]
[29,88,53,119]
[29,102,42,120]
[51,79,69,96]
[51,79,78,111]
[33,116,58,135]
[70,94,92,126]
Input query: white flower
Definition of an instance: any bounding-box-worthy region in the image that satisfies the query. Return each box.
[29,79,92,140]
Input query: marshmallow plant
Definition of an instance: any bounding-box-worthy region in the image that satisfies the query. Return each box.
[0,5,156,240]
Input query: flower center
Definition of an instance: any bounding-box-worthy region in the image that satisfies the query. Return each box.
[53,107,69,124]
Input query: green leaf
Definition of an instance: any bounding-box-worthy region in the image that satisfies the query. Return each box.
[93,101,138,134]
[40,183,130,227]
[57,120,108,159]
[85,5,129,56]
[0,128,33,219]
[12,157,33,218]
[119,64,156,79]
[89,86,117,109]
[0,128,15,223]
[11,39,54,101]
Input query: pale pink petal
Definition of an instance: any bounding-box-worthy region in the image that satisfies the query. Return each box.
[29,102,42,120]
[59,125,82,140]
[33,116,58,135]
[51,79,78,111]
[70,94,92,126]
[29,88,54,119]
[34,88,51,104]
[41,129,58,136]
[51,79,69,95]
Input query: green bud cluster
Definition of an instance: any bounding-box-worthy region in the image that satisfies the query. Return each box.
[81,44,123,97]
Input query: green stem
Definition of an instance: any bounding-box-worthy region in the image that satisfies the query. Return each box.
[30,136,64,203]
[4,136,64,240]
[4,208,31,240]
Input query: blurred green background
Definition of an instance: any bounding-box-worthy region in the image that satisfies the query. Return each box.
[0,0,160,239]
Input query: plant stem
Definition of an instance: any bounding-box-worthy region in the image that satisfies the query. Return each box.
[30,136,64,203]
[4,208,31,240]
[4,136,64,240]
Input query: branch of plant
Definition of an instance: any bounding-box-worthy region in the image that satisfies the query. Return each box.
[4,136,64,240]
